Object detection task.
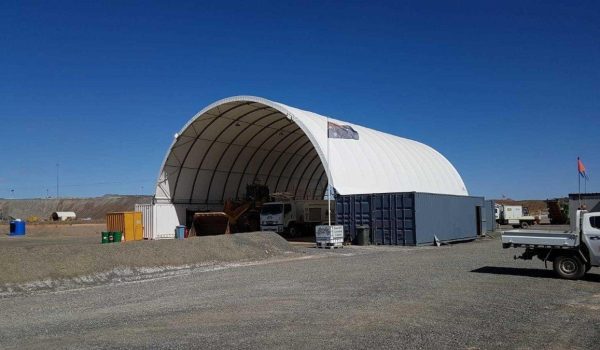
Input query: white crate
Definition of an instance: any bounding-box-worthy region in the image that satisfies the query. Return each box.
[315,225,344,248]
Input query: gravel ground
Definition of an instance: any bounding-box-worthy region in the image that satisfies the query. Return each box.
[0,235,598,349]
[0,228,297,286]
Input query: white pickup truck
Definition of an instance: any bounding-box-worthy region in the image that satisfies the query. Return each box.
[501,210,600,280]
[496,204,537,228]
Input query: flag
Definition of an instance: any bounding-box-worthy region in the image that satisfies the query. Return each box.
[578,157,588,179]
[328,121,359,140]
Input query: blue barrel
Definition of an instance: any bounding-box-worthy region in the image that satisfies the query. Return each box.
[175,225,186,240]
[9,220,26,236]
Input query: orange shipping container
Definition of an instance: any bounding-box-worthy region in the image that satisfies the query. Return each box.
[106,212,143,241]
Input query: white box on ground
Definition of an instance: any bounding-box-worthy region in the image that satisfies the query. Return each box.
[315,225,344,248]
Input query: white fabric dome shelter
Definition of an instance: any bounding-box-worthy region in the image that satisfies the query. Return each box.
[155,96,467,207]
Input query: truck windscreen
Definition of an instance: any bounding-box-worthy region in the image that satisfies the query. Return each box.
[261,204,283,215]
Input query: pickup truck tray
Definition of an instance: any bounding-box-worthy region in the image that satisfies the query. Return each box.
[502,229,578,248]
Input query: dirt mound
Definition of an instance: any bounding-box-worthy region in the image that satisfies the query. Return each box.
[0,232,297,290]
[0,195,152,221]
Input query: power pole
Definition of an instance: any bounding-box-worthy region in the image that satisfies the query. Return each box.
[56,163,60,211]
[56,163,60,199]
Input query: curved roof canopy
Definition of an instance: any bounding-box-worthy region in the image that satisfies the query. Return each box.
[155,96,467,205]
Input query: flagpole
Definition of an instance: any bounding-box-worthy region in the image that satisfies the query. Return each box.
[578,157,581,208]
[327,117,331,227]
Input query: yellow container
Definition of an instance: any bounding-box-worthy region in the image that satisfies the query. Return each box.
[106,212,143,241]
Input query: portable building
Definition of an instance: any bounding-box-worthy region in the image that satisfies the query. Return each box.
[150,96,488,244]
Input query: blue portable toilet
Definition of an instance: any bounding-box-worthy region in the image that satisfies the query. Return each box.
[9,220,26,236]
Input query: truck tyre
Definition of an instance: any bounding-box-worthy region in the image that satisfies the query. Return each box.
[520,221,529,229]
[553,254,585,280]
[288,225,297,238]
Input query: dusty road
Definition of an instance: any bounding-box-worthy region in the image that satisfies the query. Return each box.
[1,237,599,349]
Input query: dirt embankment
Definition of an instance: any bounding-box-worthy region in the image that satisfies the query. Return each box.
[0,223,298,295]
[0,195,152,221]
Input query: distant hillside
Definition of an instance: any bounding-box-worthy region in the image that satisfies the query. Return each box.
[0,195,153,221]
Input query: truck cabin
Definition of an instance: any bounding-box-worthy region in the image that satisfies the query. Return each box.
[260,203,292,217]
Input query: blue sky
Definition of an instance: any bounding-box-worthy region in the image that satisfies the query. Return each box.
[1,1,598,199]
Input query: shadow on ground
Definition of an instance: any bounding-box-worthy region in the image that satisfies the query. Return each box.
[471,266,600,282]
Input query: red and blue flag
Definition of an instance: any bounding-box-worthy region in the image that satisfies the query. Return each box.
[578,157,588,179]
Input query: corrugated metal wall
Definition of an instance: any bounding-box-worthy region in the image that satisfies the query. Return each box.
[336,192,485,246]
[336,195,373,243]
[371,193,416,245]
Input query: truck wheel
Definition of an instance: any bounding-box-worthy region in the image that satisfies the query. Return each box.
[553,254,585,280]
[288,226,297,238]
[520,221,529,229]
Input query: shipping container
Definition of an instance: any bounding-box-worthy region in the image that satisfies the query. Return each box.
[106,212,143,241]
[134,203,177,239]
[336,192,486,246]
[413,193,484,244]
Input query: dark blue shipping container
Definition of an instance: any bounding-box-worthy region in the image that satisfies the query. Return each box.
[336,192,486,246]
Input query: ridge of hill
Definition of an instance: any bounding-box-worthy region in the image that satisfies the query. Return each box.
[0,195,152,221]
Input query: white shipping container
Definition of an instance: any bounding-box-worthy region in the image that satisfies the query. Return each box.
[134,203,178,240]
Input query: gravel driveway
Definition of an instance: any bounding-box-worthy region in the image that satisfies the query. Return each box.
[1,236,598,349]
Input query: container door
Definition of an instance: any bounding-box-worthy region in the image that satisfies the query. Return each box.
[390,193,415,245]
[354,195,370,243]
[144,205,153,239]
[371,193,415,246]
[401,195,415,245]
[136,205,152,239]
[134,212,143,240]
[373,194,393,245]
[124,212,134,242]
[336,196,352,242]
